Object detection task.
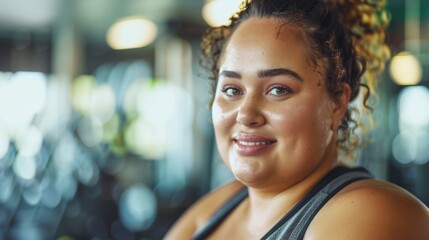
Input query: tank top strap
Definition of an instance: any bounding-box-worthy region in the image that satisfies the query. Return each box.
[192,187,248,240]
[262,166,372,239]
[192,166,372,240]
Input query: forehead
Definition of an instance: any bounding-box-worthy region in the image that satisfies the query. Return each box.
[220,18,311,71]
[232,18,302,43]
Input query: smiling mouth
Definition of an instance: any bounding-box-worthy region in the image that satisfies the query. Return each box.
[232,138,277,156]
[236,141,275,146]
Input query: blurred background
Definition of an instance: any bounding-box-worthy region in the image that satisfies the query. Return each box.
[0,0,428,239]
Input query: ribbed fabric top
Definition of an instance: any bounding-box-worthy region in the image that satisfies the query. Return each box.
[192,166,372,240]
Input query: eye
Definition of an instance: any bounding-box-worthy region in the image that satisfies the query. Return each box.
[221,86,242,97]
[266,86,292,96]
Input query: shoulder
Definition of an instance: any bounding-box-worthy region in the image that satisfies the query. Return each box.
[164,180,245,239]
[307,178,429,240]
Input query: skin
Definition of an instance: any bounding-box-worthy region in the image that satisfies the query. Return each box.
[165,18,429,240]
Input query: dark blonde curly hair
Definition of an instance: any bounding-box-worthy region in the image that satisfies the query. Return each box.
[201,0,390,159]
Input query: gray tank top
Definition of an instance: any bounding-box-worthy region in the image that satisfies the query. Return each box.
[192,166,372,240]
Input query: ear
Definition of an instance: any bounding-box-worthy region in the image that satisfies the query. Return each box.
[331,83,351,130]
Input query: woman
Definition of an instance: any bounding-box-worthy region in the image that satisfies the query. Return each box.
[166,0,429,239]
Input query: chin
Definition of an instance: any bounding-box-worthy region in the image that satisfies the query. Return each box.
[234,174,262,187]
[230,163,270,186]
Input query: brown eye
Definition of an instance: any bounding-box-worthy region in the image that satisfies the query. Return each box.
[267,86,292,96]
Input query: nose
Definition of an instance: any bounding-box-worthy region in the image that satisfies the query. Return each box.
[236,95,266,127]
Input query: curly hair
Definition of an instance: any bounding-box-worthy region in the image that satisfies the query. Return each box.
[201,0,390,159]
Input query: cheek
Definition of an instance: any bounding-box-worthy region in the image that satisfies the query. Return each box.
[211,99,237,140]
[211,99,233,128]
[268,103,332,141]
[211,101,224,126]
[267,105,311,131]
[212,100,235,167]
[316,107,334,146]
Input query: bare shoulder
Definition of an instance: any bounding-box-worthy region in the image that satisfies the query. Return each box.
[163,180,244,239]
[307,178,429,240]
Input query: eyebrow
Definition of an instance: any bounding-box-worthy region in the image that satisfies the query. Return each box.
[219,68,303,82]
[219,70,242,79]
[258,68,303,81]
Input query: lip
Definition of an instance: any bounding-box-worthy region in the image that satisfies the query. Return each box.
[232,133,277,156]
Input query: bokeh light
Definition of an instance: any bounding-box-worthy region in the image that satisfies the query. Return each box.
[398,86,429,129]
[389,51,423,85]
[12,154,37,180]
[123,80,194,159]
[89,84,116,124]
[22,183,42,205]
[101,113,120,142]
[10,71,47,114]
[137,81,193,128]
[55,173,77,201]
[119,184,156,232]
[122,79,148,118]
[71,75,95,116]
[107,17,158,50]
[124,118,166,159]
[76,117,103,148]
[53,132,77,174]
[15,125,43,157]
[202,0,243,27]
[0,71,47,139]
[393,86,429,165]
[75,153,99,187]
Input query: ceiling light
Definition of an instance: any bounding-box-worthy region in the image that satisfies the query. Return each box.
[202,0,243,27]
[389,51,422,85]
[107,17,157,50]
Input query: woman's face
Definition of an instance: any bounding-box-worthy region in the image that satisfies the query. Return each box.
[212,18,347,189]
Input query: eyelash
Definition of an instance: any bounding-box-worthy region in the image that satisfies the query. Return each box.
[266,85,293,96]
[220,85,242,97]
[220,85,293,98]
